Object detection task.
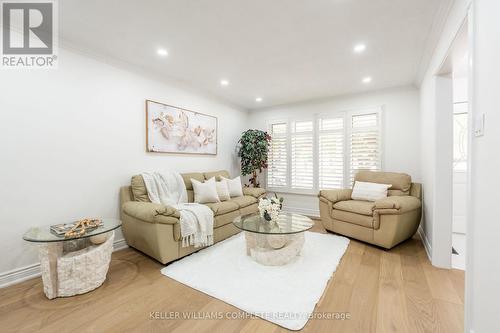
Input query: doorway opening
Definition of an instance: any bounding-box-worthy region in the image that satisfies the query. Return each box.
[436,21,469,271]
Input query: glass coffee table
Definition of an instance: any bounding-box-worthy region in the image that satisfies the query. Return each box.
[233,212,313,266]
[23,218,121,299]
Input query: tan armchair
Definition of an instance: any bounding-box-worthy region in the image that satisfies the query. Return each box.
[319,171,422,249]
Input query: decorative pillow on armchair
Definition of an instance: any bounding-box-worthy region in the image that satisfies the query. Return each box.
[351,181,392,202]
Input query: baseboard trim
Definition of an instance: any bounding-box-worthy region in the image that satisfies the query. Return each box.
[0,238,129,289]
[0,263,41,289]
[113,238,129,251]
[418,226,432,263]
[282,206,320,218]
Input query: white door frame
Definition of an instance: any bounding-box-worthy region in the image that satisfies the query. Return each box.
[426,2,475,331]
[464,2,475,332]
[431,74,454,268]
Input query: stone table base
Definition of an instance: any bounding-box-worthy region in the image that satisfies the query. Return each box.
[38,232,114,299]
[244,231,305,266]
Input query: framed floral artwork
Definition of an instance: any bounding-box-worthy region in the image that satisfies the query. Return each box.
[146,100,217,155]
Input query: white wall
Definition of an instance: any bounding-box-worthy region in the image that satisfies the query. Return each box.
[467,0,500,331]
[248,86,421,216]
[0,48,248,279]
[418,0,469,267]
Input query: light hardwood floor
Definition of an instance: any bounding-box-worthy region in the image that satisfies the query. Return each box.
[0,222,464,333]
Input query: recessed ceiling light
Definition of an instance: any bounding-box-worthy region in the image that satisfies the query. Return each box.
[157,48,168,57]
[362,76,372,84]
[353,44,366,53]
[220,79,229,86]
[255,97,263,102]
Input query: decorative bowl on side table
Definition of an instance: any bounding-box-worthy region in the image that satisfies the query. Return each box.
[22,218,121,299]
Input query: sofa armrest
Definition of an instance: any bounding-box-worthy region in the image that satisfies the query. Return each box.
[374,196,421,213]
[243,187,266,199]
[318,189,352,204]
[122,201,180,224]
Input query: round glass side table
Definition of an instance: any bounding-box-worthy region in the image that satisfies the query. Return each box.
[233,212,313,266]
[23,218,121,299]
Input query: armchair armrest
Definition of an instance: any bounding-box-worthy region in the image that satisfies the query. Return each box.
[374,196,421,213]
[122,201,180,224]
[243,187,266,198]
[318,189,352,204]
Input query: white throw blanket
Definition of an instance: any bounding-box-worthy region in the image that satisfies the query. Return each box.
[141,172,214,248]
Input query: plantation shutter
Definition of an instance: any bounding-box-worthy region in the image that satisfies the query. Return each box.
[267,109,382,191]
[350,112,381,184]
[268,123,288,188]
[291,120,314,190]
[318,116,344,189]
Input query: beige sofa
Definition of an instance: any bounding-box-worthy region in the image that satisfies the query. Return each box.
[319,171,422,249]
[119,170,266,264]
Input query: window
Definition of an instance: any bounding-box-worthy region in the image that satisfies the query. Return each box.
[318,117,344,189]
[267,123,288,188]
[291,120,314,190]
[350,113,381,184]
[267,109,382,193]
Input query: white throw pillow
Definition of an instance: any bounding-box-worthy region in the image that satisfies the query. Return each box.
[213,178,230,201]
[351,181,392,202]
[221,176,244,197]
[191,177,220,203]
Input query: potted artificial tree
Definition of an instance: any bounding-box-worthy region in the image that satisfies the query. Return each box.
[237,129,271,187]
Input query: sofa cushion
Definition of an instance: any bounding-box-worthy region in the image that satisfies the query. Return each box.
[242,187,266,199]
[181,173,204,190]
[388,189,408,197]
[187,190,194,203]
[240,203,259,216]
[354,171,411,193]
[204,170,230,181]
[333,200,375,216]
[131,175,151,202]
[214,210,240,228]
[204,201,239,216]
[230,195,257,208]
[331,210,374,228]
[173,209,240,240]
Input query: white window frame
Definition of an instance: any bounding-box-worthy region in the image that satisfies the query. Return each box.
[266,106,383,194]
[347,108,384,185]
[317,112,346,190]
[266,119,289,189]
[289,117,315,193]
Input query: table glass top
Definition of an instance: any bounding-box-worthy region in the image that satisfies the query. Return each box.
[23,218,122,243]
[233,212,313,235]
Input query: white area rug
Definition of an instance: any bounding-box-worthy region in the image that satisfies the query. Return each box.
[161,231,349,330]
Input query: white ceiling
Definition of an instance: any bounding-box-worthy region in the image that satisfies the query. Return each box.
[59,0,448,110]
